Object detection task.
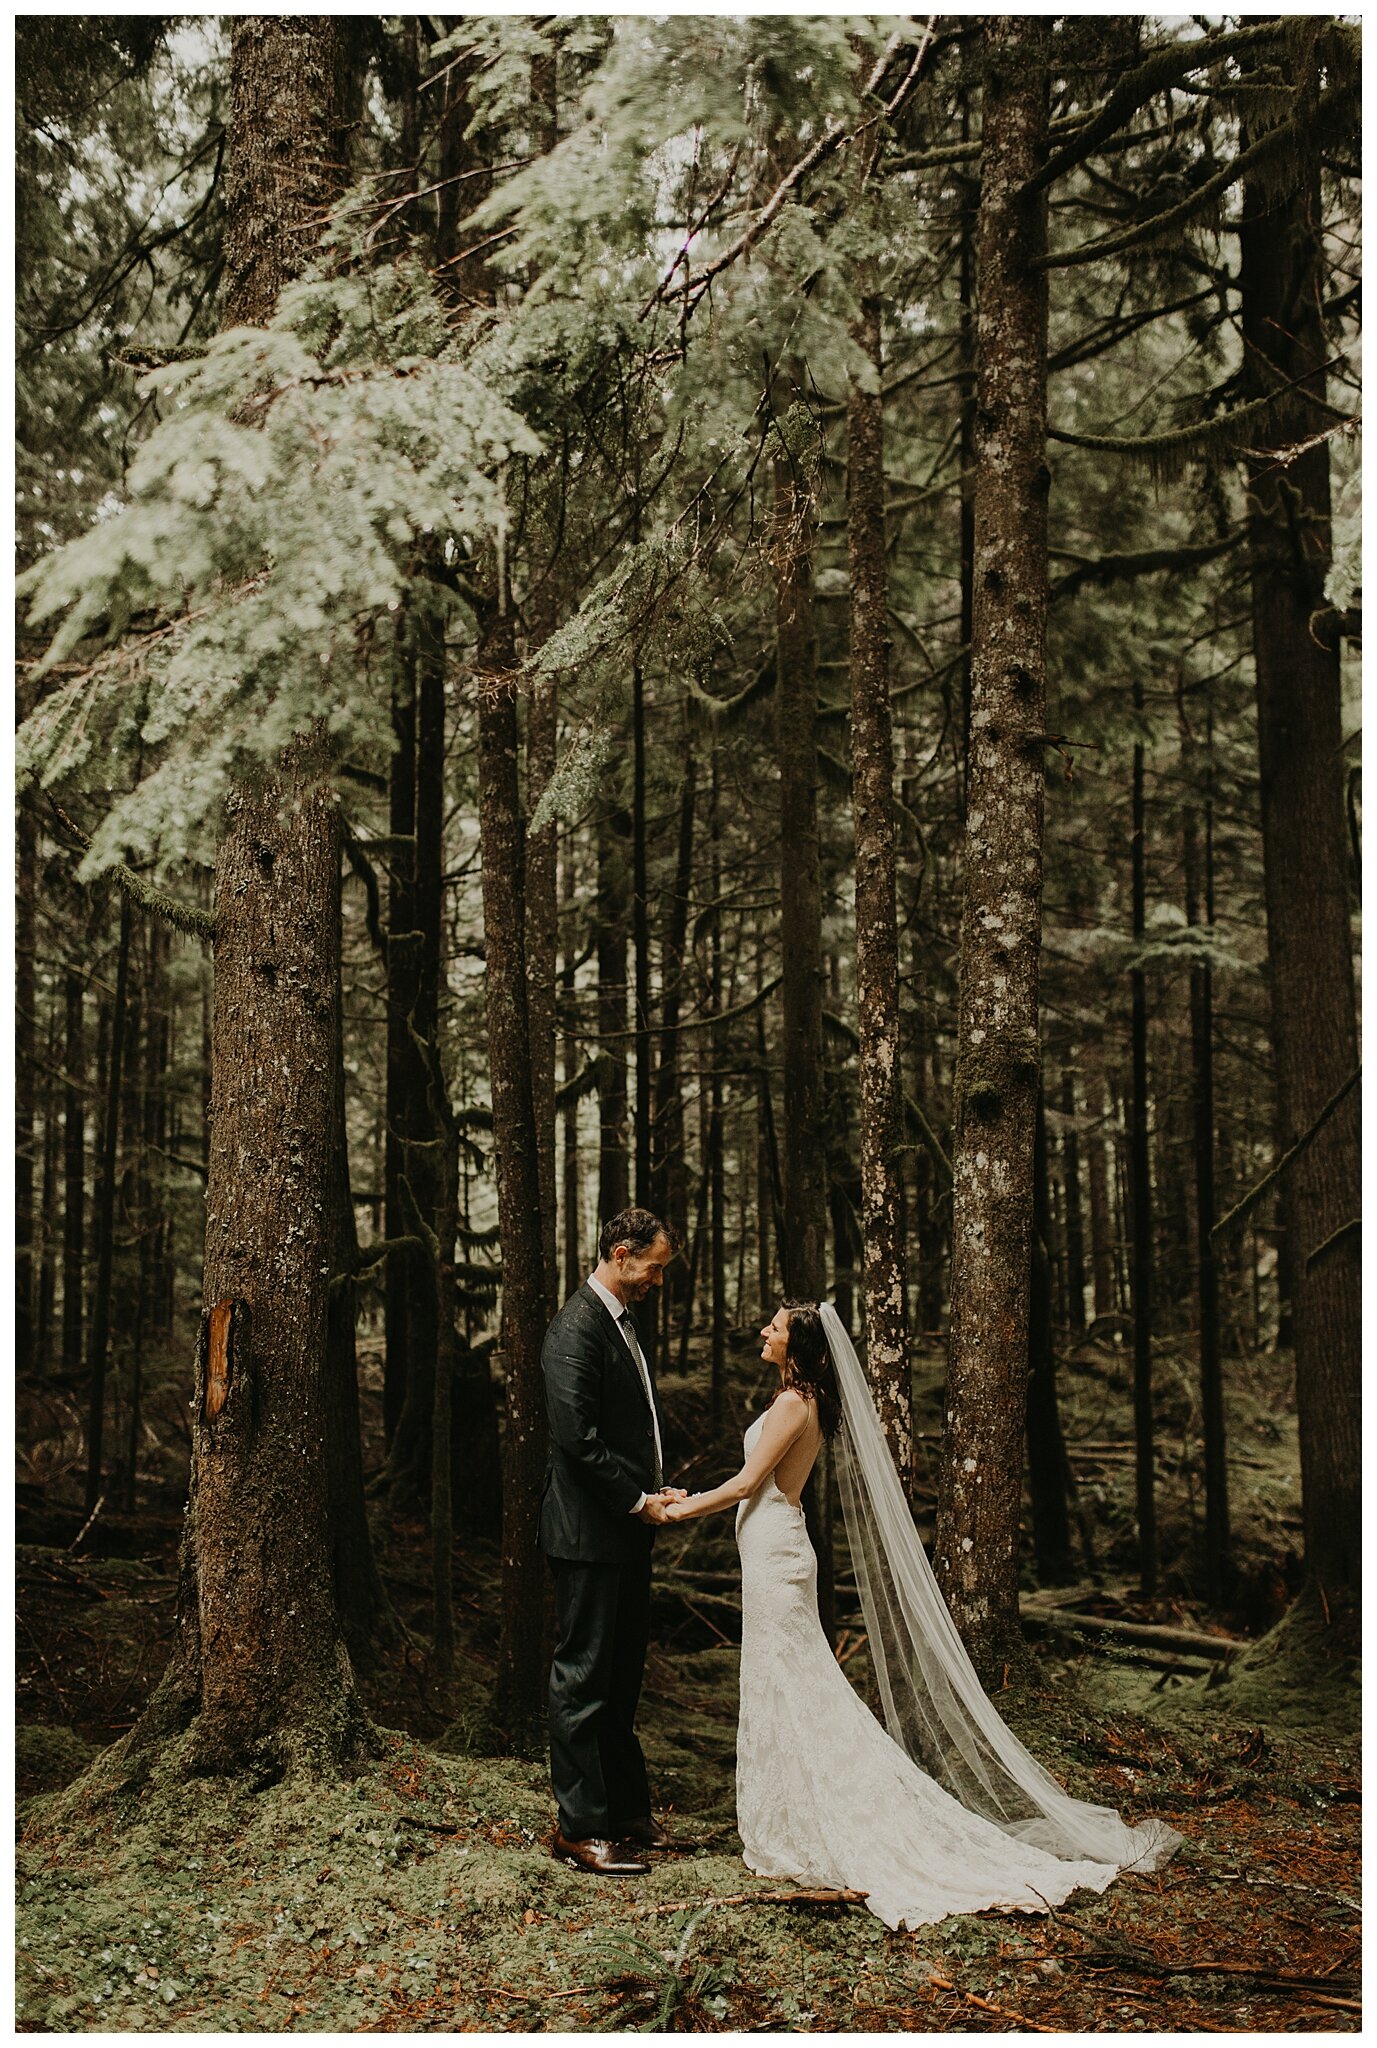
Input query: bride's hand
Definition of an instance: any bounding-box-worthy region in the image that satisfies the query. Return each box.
[662,1496,693,1523]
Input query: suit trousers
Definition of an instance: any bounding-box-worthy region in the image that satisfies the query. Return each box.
[548,1551,652,1840]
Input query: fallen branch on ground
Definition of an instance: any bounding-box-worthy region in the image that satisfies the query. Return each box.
[633,1886,868,1918]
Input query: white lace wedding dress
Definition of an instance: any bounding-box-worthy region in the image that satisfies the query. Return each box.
[733,1412,1120,1931]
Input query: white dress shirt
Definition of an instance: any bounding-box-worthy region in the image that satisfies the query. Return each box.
[587,1271,663,1514]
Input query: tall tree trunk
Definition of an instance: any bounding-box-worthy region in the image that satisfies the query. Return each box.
[62,965,86,1378]
[1084,1038,1116,1321]
[477,604,551,1739]
[934,16,1049,1683]
[524,37,561,1329]
[1240,110,1361,1614]
[385,617,446,1507]
[1182,694,1229,1602]
[37,1001,61,1375]
[597,798,631,1222]
[85,893,132,1517]
[847,292,913,1495]
[17,792,37,1374]
[1129,673,1158,1597]
[124,15,375,1780]
[653,745,697,1327]
[525,658,560,1331]
[773,446,833,1640]
[1025,1090,1074,1582]
[326,933,397,1665]
[707,748,726,1427]
[632,663,653,1208]
[1059,1057,1088,1333]
[383,649,418,1448]
[560,837,582,1298]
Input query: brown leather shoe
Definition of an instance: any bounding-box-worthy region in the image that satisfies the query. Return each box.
[551,1828,649,1876]
[617,1815,682,1851]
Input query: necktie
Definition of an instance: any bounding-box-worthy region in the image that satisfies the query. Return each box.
[619,1310,664,1490]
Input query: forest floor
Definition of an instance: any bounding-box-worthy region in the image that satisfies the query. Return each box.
[16,1333,1361,2033]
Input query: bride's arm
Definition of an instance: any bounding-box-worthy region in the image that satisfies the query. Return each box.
[663,1392,811,1521]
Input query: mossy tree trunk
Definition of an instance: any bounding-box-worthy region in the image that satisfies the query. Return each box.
[123,15,376,1782]
[477,603,551,1739]
[1240,112,1360,1618]
[847,291,914,1497]
[934,15,1049,1684]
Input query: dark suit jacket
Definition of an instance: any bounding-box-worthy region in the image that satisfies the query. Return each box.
[539,1282,665,1564]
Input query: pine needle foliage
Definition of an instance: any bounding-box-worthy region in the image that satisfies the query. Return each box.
[17,244,540,880]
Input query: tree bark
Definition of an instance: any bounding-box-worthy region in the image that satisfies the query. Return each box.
[62,963,86,1379]
[125,15,375,1780]
[85,892,132,1517]
[1129,672,1158,1597]
[383,649,418,1448]
[847,292,913,1495]
[560,837,583,1298]
[1240,106,1361,1613]
[773,445,833,1640]
[1025,1090,1075,1582]
[597,797,632,1223]
[1182,694,1230,1602]
[1059,1057,1087,1333]
[477,606,551,1739]
[17,792,37,1374]
[652,745,697,1329]
[935,16,1050,1683]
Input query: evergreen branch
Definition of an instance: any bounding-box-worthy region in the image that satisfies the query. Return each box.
[1307,1218,1359,1270]
[1026,21,1286,196]
[1048,370,1351,470]
[43,794,215,941]
[346,1234,426,1292]
[1051,534,1240,601]
[1210,1066,1360,1251]
[650,28,931,326]
[342,821,386,957]
[1037,76,1355,271]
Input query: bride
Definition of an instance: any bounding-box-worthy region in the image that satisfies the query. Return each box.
[662,1298,1180,1931]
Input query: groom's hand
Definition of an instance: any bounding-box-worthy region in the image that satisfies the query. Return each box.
[635,1496,671,1525]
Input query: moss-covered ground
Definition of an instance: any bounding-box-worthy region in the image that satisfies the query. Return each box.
[16,1335,1359,2032]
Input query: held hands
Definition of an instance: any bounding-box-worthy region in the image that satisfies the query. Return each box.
[636,1487,689,1525]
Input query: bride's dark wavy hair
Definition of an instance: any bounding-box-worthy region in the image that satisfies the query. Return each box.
[776,1299,842,1440]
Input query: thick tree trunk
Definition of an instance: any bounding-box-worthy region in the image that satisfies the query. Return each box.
[934,16,1049,1683]
[1129,673,1158,1597]
[62,965,86,1378]
[1240,135,1361,1612]
[124,14,374,1780]
[85,893,132,1517]
[185,754,372,1773]
[477,607,551,1740]
[847,292,913,1495]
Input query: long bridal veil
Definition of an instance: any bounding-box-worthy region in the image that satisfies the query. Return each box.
[819,1300,1181,1872]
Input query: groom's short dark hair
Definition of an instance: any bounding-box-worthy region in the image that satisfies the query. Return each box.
[599,1206,673,1261]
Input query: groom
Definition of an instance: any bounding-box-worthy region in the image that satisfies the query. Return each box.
[540,1206,685,1875]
